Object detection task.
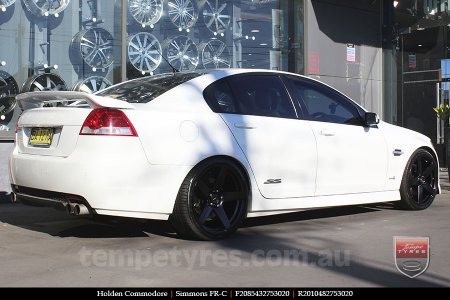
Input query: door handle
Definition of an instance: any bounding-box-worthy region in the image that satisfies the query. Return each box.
[319,130,335,136]
[234,123,256,129]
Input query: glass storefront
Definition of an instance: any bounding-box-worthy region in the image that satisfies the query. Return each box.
[394,0,450,160]
[0,0,304,140]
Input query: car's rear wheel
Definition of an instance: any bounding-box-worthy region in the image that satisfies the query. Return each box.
[399,149,438,210]
[170,158,248,240]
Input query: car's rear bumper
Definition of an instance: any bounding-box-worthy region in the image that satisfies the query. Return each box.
[9,136,193,220]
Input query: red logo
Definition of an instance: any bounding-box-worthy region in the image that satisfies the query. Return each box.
[394,236,430,278]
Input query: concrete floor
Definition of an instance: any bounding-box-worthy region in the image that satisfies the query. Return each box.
[0,185,449,287]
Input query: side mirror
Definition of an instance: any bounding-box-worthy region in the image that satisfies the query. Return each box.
[365,112,380,127]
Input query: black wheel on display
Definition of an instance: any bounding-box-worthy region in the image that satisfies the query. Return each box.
[0,70,19,128]
[170,158,249,240]
[399,149,438,210]
[21,73,67,93]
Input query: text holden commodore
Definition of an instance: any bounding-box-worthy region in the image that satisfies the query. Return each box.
[9,69,440,240]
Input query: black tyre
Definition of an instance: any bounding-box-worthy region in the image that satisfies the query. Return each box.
[170,158,249,240]
[399,149,438,210]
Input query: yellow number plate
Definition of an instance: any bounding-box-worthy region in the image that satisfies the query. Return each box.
[29,128,54,146]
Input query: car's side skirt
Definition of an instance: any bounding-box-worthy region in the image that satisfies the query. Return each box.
[248,190,400,214]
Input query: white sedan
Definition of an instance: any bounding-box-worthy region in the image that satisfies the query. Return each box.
[10,69,440,240]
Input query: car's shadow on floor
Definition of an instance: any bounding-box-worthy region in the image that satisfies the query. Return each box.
[0,193,392,239]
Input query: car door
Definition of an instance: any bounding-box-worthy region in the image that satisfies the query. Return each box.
[203,74,317,199]
[285,76,388,196]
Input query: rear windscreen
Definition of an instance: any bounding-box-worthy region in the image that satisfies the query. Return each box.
[96,72,203,103]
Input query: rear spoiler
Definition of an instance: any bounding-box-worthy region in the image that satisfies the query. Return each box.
[16,91,135,111]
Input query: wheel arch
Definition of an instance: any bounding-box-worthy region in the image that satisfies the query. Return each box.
[175,154,253,214]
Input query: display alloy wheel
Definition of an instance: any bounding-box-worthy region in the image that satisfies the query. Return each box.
[201,40,231,69]
[23,0,70,16]
[72,28,114,69]
[129,0,163,27]
[128,32,162,73]
[399,149,438,210]
[170,159,249,240]
[166,35,198,71]
[21,73,67,93]
[72,76,112,94]
[167,0,198,31]
[0,70,19,116]
[0,0,16,11]
[203,0,230,35]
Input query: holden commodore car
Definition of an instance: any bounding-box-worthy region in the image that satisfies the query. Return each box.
[9,69,439,240]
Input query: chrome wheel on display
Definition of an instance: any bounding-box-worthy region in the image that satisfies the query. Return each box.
[203,0,230,35]
[129,0,163,27]
[72,76,112,94]
[166,36,198,71]
[23,0,70,16]
[167,0,198,30]
[72,28,114,69]
[128,32,162,73]
[201,40,231,69]
[21,73,67,92]
[0,0,16,10]
[0,70,19,121]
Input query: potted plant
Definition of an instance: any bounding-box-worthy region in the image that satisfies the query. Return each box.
[434,104,450,180]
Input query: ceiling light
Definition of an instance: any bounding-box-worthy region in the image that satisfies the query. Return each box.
[393,1,398,7]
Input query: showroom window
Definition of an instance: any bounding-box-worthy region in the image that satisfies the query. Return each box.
[0,0,304,140]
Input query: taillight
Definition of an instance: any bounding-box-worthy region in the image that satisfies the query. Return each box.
[15,115,21,133]
[80,108,138,136]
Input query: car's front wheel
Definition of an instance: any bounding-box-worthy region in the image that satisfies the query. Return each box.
[170,158,249,240]
[399,149,438,210]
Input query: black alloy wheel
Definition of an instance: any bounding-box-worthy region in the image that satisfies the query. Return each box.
[399,149,438,210]
[171,158,248,240]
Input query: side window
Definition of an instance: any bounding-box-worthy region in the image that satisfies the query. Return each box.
[288,79,362,125]
[203,80,238,113]
[228,75,297,119]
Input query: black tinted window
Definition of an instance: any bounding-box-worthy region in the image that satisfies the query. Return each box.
[228,75,297,119]
[288,79,362,125]
[97,73,202,103]
[203,80,237,113]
